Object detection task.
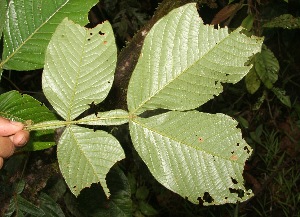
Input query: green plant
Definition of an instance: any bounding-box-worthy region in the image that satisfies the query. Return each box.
[0,1,263,213]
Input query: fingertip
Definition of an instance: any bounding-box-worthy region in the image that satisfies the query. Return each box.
[13,130,29,147]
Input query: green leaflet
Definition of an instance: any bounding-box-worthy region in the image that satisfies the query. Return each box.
[272,87,291,108]
[263,14,300,29]
[245,66,261,94]
[0,90,56,151]
[39,193,65,217]
[254,45,279,89]
[78,109,129,126]
[101,167,132,217]
[0,0,6,78]
[0,0,6,38]
[43,18,117,121]
[1,0,98,70]
[129,111,253,205]
[57,125,125,198]
[127,3,263,115]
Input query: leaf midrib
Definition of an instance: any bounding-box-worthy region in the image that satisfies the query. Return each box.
[131,117,244,165]
[131,27,239,115]
[66,28,87,121]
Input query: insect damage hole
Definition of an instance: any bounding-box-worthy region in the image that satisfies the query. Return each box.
[244,146,250,154]
[231,177,238,184]
[99,31,105,36]
[202,192,214,203]
[229,188,245,199]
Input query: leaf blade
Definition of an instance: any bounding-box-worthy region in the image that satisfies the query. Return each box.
[1,0,98,70]
[42,18,117,121]
[129,111,253,205]
[0,90,57,151]
[57,125,125,198]
[127,3,263,114]
[0,0,6,38]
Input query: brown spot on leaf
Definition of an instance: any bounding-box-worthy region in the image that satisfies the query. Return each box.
[230,155,238,161]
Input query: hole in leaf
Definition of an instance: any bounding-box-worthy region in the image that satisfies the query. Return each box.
[73,186,77,189]
[229,188,244,198]
[197,197,204,206]
[90,32,93,35]
[231,177,238,184]
[203,192,214,203]
[225,197,228,200]
[237,143,240,146]
[88,101,96,109]
[231,151,234,154]
[244,146,250,154]
[88,38,91,41]
[99,31,105,35]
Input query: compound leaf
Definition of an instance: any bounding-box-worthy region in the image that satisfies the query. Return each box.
[43,18,117,121]
[0,90,56,151]
[1,0,98,70]
[127,3,263,115]
[129,110,253,205]
[57,125,125,198]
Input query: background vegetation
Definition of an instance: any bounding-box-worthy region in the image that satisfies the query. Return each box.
[1,0,299,216]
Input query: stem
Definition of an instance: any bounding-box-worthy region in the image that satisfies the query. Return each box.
[25,115,130,131]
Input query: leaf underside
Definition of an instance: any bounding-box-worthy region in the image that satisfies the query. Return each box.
[130,111,253,205]
[1,0,98,70]
[43,18,117,121]
[127,3,263,115]
[127,3,263,205]
[57,125,125,198]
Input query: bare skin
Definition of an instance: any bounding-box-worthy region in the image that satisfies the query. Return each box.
[0,117,29,169]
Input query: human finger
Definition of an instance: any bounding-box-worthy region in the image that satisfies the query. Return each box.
[0,117,24,136]
[10,130,30,147]
[0,136,15,158]
[0,158,3,169]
